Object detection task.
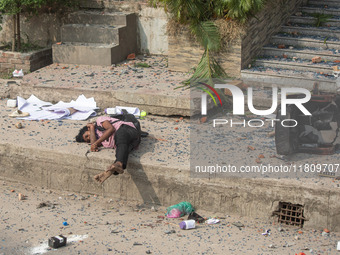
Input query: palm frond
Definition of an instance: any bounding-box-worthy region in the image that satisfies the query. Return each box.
[190,21,221,51]
[181,48,228,88]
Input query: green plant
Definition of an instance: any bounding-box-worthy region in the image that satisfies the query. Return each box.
[135,63,151,68]
[0,0,79,52]
[151,0,265,89]
[311,13,332,27]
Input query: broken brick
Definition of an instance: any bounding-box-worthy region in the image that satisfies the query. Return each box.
[312,56,322,63]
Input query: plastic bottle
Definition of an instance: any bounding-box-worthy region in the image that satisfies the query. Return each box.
[179,219,196,230]
[105,108,116,115]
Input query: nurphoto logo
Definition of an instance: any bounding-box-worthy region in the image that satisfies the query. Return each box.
[200,83,312,128]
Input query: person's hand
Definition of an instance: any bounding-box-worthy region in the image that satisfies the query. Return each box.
[87,123,95,130]
[90,143,99,152]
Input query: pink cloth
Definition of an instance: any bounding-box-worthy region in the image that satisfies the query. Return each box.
[95,116,136,149]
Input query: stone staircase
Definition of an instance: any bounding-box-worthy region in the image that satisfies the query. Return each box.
[241,0,340,92]
[52,10,137,66]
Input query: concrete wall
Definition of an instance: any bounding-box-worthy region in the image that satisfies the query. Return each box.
[242,0,308,68]
[0,48,52,74]
[167,0,307,77]
[137,7,168,55]
[0,3,168,56]
[0,14,65,47]
[168,30,242,77]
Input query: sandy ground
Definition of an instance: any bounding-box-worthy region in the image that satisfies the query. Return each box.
[0,179,339,255]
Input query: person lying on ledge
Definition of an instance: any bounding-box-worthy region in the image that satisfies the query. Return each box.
[75,116,140,184]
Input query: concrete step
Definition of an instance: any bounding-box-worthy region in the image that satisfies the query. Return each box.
[261,46,340,62]
[308,0,340,8]
[281,25,340,39]
[301,6,340,16]
[52,42,117,66]
[241,68,338,91]
[289,16,340,27]
[271,34,340,50]
[68,11,131,26]
[61,24,123,44]
[255,58,338,75]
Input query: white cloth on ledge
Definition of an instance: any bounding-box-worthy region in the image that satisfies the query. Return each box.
[17,94,98,120]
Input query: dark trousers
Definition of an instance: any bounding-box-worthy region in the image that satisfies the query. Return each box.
[114,124,140,169]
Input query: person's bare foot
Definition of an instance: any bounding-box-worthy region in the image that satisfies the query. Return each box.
[93,162,124,184]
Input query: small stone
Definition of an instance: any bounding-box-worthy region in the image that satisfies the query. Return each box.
[15,122,22,129]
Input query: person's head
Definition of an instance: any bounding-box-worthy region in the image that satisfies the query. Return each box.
[75,126,90,143]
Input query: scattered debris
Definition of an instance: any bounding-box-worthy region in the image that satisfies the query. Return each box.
[6,99,17,108]
[48,235,67,249]
[267,131,275,137]
[179,219,196,230]
[15,122,23,129]
[247,145,255,151]
[127,53,136,60]
[262,229,271,236]
[18,193,26,201]
[232,222,244,230]
[312,56,322,63]
[206,218,220,225]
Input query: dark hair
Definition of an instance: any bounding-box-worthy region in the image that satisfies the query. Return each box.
[75,126,88,143]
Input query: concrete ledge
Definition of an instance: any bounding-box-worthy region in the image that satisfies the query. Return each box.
[10,83,191,116]
[1,142,340,230]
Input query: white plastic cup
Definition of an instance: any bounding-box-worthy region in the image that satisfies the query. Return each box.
[179,220,196,230]
[7,99,17,108]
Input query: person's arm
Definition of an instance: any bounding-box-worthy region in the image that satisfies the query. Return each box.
[90,120,115,152]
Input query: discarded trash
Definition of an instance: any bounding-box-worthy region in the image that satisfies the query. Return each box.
[48,235,67,249]
[8,110,30,118]
[18,193,25,201]
[321,230,330,237]
[7,99,17,108]
[206,218,220,225]
[12,69,24,77]
[105,108,117,115]
[187,212,205,223]
[62,221,69,226]
[127,53,136,60]
[15,122,23,129]
[179,219,196,230]
[268,244,277,248]
[262,229,271,236]
[164,230,176,234]
[337,241,340,250]
[166,201,194,218]
[140,111,147,120]
[312,56,322,63]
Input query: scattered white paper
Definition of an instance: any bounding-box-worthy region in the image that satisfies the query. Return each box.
[17,95,98,120]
